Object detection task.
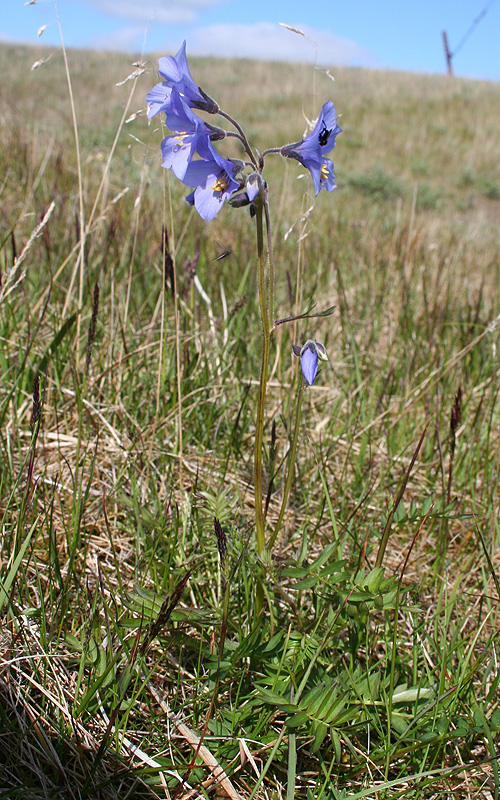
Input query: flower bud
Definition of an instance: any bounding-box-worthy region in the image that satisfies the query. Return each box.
[292,339,328,385]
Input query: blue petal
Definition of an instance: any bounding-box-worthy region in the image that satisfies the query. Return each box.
[158,41,187,83]
[157,42,207,110]
[146,82,172,119]
[246,174,260,201]
[161,134,196,180]
[181,159,217,188]
[193,184,225,220]
[313,101,342,155]
[301,348,319,385]
[320,158,337,192]
[165,87,200,131]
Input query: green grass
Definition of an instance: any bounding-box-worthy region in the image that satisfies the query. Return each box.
[1,40,500,799]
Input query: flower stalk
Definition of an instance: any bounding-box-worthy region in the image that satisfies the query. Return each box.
[253,192,272,555]
[269,376,305,550]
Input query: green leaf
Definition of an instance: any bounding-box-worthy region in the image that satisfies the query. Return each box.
[491,709,500,730]
[362,566,385,592]
[354,670,381,701]
[86,637,98,664]
[293,576,320,590]
[65,633,84,653]
[392,685,434,704]
[393,500,406,523]
[322,563,350,581]
[309,543,339,570]
[311,721,329,753]
[324,697,347,725]
[73,651,123,717]
[391,712,410,734]
[0,519,36,613]
[332,729,342,764]
[422,495,434,515]
[282,566,309,579]
[409,497,418,519]
[286,711,309,728]
[256,687,288,707]
[304,681,336,718]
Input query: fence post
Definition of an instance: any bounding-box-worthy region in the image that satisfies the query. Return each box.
[442,31,453,75]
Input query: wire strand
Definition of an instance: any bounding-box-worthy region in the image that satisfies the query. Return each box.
[451,0,497,57]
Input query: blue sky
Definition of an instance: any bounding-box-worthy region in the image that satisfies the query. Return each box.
[4,0,500,81]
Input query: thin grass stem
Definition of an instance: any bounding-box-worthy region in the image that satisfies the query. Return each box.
[54,2,86,345]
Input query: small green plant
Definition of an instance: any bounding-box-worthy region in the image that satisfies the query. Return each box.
[346,164,405,199]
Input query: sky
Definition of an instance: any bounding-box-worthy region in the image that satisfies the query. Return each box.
[3,0,500,81]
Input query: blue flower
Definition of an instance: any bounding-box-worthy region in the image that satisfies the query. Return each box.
[292,340,328,385]
[245,172,261,202]
[146,41,218,120]
[281,101,341,196]
[228,172,262,209]
[160,89,223,180]
[181,142,241,221]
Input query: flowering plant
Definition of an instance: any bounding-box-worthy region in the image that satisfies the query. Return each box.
[147,42,341,568]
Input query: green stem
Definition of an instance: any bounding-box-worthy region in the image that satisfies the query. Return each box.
[255,194,270,339]
[263,190,275,332]
[254,193,271,556]
[269,378,304,549]
[254,336,271,556]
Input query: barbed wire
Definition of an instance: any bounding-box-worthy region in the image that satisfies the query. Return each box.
[451,0,497,57]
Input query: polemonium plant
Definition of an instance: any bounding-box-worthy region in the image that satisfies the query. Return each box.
[147,42,341,566]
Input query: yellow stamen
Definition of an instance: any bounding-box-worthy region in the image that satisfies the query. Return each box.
[173,132,188,152]
[212,176,228,193]
[321,163,329,181]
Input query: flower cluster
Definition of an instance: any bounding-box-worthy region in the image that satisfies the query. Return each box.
[146,42,241,221]
[147,42,341,219]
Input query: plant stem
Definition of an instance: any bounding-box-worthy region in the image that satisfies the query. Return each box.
[254,193,271,556]
[217,109,258,168]
[255,194,270,340]
[269,378,304,549]
[263,189,276,332]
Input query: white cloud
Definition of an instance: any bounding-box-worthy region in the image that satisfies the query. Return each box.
[187,22,376,67]
[90,25,148,52]
[87,0,226,25]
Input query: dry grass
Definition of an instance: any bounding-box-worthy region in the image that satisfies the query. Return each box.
[1,41,500,799]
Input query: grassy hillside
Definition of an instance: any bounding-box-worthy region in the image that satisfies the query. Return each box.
[1,41,500,799]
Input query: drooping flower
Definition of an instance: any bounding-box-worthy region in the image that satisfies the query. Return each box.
[181,141,241,221]
[160,88,224,180]
[146,40,218,119]
[281,101,341,196]
[245,172,261,202]
[292,340,328,385]
[229,172,262,209]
